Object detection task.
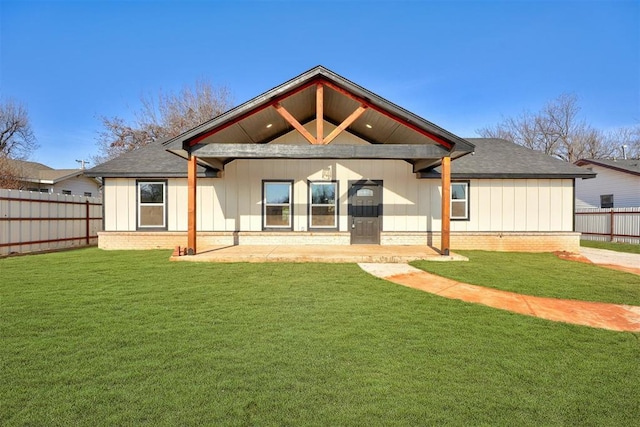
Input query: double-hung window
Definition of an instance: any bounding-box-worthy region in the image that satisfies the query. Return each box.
[451,181,469,220]
[309,181,337,229]
[138,181,166,229]
[263,181,293,229]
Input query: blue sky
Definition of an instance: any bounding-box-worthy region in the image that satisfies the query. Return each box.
[1,0,638,169]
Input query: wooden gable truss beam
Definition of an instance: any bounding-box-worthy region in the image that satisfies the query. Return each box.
[321,80,454,150]
[273,102,317,145]
[322,105,367,145]
[316,83,323,144]
[185,76,454,150]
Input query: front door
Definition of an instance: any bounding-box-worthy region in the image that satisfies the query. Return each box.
[349,181,381,244]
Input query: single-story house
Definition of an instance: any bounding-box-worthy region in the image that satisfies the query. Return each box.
[574,159,640,208]
[86,66,594,254]
[0,158,100,197]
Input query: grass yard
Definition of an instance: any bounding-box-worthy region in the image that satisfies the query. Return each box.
[2,249,639,426]
[412,251,640,306]
[581,239,640,254]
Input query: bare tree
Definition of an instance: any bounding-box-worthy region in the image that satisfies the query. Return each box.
[0,157,26,189]
[477,93,615,162]
[0,98,37,159]
[95,79,233,163]
[606,124,640,159]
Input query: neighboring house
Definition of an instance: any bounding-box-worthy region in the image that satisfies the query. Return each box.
[86,66,594,254]
[574,159,640,209]
[0,159,100,197]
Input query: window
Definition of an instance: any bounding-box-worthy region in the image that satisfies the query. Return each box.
[62,190,72,195]
[263,181,293,229]
[600,194,614,209]
[138,181,166,229]
[451,182,469,220]
[309,182,338,229]
[84,192,92,197]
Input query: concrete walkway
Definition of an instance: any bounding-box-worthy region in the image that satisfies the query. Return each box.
[579,247,640,275]
[359,263,640,332]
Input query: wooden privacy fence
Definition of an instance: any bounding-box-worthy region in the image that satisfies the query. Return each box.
[575,207,640,244]
[0,189,102,256]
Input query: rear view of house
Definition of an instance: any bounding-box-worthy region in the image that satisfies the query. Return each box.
[86,66,594,254]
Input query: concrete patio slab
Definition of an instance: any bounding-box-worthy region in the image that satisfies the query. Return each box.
[171,245,469,263]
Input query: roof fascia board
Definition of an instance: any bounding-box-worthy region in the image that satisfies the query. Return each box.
[575,159,640,176]
[419,172,597,179]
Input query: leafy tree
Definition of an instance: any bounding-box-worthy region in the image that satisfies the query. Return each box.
[95,79,233,163]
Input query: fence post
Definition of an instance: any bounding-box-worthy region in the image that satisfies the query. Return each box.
[610,209,614,242]
[85,200,90,245]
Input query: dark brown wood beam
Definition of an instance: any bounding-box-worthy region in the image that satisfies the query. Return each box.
[191,143,449,159]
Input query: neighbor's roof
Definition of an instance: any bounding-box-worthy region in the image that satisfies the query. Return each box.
[420,138,596,179]
[85,139,216,178]
[1,158,88,183]
[574,158,640,177]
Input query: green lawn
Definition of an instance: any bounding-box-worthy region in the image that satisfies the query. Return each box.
[412,251,640,306]
[581,239,640,254]
[2,249,639,426]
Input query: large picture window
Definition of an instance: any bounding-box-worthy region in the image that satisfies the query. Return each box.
[309,181,338,229]
[263,181,293,229]
[138,181,166,229]
[451,181,469,220]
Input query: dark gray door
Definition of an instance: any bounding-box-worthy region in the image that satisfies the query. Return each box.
[349,182,381,244]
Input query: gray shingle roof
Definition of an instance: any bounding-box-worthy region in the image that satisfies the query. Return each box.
[1,158,87,183]
[87,137,595,179]
[85,139,216,178]
[420,138,596,179]
[574,159,640,176]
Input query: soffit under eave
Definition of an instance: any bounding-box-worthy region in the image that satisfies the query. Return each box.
[165,69,473,152]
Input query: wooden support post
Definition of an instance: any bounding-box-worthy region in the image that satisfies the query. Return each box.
[187,154,197,255]
[441,156,451,256]
[316,83,324,144]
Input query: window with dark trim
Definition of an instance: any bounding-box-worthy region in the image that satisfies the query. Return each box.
[600,194,614,209]
[309,181,338,229]
[451,181,469,220]
[62,190,72,195]
[137,181,167,229]
[263,181,293,229]
[84,192,92,197]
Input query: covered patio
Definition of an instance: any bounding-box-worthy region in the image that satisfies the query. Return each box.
[164,66,475,257]
[170,244,467,263]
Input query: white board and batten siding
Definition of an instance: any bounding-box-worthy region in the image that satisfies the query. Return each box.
[451,179,574,232]
[102,159,575,234]
[51,176,101,197]
[575,164,640,209]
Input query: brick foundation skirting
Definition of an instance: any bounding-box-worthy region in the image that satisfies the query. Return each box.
[98,231,581,253]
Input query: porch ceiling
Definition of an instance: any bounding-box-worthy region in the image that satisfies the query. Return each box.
[164,66,475,172]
